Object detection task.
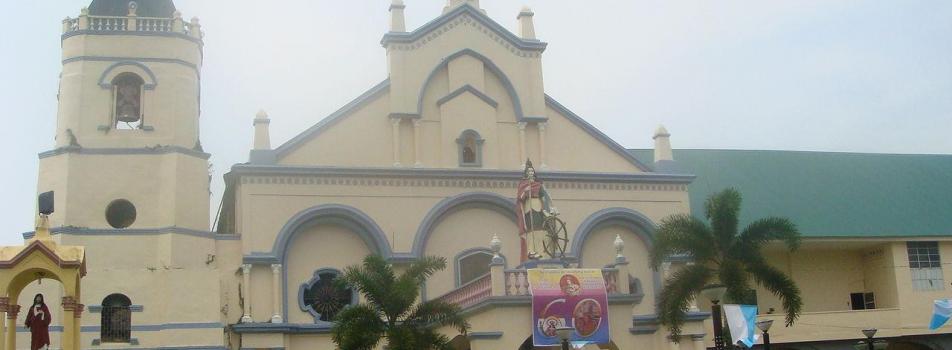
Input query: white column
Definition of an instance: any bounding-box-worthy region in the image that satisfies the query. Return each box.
[270,264,283,323]
[240,264,253,323]
[538,122,548,169]
[518,122,527,167]
[686,262,700,312]
[413,119,423,167]
[391,118,401,167]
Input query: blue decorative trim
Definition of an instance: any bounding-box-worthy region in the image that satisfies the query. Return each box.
[18,322,223,333]
[380,4,547,52]
[456,129,485,167]
[243,253,279,265]
[571,207,663,309]
[22,226,239,241]
[87,304,144,313]
[437,85,498,108]
[230,322,333,334]
[297,268,357,323]
[412,192,516,258]
[544,95,654,172]
[274,204,392,321]
[388,112,421,119]
[92,337,139,346]
[468,331,504,340]
[62,30,203,46]
[229,164,695,184]
[63,56,200,75]
[274,79,390,159]
[416,49,528,122]
[453,248,503,287]
[97,61,159,90]
[38,145,211,160]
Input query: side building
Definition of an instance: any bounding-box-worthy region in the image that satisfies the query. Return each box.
[631,149,952,350]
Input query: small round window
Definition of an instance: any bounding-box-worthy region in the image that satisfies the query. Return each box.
[105,199,137,229]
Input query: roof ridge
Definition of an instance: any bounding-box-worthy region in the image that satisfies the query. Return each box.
[627,148,952,157]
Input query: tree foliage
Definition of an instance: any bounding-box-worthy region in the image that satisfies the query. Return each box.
[651,188,802,339]
[331,255,470,350]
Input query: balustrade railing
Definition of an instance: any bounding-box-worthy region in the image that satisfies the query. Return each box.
[89,16,127,31]
[62,12,201,38]
[437,267,627,310]
[136,18,173,32]
[434,273,492,309]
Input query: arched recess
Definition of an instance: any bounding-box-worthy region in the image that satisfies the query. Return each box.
[98,61,158,90]
[416,49,526,120]
[412,192,516,258]
[571,207,662,307]
[274,204,392,320]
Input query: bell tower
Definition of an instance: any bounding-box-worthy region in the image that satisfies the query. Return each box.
[39,0,209,231]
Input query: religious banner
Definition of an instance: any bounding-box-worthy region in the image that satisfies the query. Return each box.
[527,269,610,346]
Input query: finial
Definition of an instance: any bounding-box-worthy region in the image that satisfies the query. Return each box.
[80,7,89,16]
[253,110,272,151]
[517,5,536,39]
[653,124,673,162]
[614,234,626,263]
[190,17,201,25]
[127,1,138,16]
[389,0,407,32]
[490,234,504,264]
[173,10,182,19]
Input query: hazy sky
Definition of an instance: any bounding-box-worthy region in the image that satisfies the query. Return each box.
[1,1,950,244]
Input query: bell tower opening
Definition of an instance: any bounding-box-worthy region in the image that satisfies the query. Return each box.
[112,73,144,130]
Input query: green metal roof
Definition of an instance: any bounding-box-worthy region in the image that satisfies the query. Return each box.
[629,149,952,238]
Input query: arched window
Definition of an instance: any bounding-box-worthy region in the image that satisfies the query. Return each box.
[112,73,144,129]
[101,294,131,343]
[299,269,355,322]
[456,130,484,167]
[456,250,494,287]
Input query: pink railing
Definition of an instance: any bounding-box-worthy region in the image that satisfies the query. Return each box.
[435,274,492,309]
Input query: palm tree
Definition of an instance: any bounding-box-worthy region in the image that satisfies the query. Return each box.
[331,255,470,350]
[650,188,802,339]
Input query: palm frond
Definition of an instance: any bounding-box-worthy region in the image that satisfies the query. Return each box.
[651,214,717,267]
[657,264,713,341]
[704,188,742,248]
[719,259,751,303]
[331,304,386,350]
[738,217,801,252]
[406,300,470,334]
[747,259,802,326]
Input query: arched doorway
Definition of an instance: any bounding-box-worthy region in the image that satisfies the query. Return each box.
[0,218,86,350]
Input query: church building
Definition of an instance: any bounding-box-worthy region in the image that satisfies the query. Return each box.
[19,0,952,349]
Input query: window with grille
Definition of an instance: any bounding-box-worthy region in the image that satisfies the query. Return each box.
[908,241,945,291]
[101,294,131,343]
[300,270,353,322]
[850,292,876,310]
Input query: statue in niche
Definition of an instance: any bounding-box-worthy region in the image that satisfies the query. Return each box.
[25,293,51,350]
[516,160,568,261]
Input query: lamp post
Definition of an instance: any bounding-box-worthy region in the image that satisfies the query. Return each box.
[756,320,773,350]
[862,328,877,350]
[556,326,575,350]
[701,284,729,350]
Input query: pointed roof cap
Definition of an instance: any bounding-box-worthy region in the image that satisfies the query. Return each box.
[88,0,176,18]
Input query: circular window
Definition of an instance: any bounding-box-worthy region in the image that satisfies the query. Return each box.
[105,199,137,229]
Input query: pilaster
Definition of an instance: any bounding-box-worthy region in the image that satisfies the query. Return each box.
[241,264,253,323]
[270,264,283,323]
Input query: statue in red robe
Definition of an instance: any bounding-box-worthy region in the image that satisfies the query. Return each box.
[25,294,51,350]
[516,160,553,261]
